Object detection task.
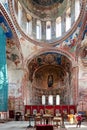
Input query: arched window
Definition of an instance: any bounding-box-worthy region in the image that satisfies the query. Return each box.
[75,0,80,21]
[42,95,46,105]
[26,14,32,36]
[36,20,41,39]
[56,95,60,105]
[46,21,51,40]
[48,95,53,105]
[66,8,71,31]
[56,17,61,37]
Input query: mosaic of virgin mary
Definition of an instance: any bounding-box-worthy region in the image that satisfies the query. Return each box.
[47,75,53,87]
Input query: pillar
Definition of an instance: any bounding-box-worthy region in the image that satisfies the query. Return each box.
[51,20,56,40]
[41,21,46,40]
[71,0,75,25]
[61,12,66,35]
[72,66,78,105]
[32,18,36,39]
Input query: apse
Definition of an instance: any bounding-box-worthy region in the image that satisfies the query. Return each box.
[27,52,72,105]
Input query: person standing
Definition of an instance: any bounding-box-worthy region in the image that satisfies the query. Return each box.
[76,114,82,128]
[68,113,74,124]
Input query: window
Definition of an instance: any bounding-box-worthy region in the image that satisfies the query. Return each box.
[75,0,80,21]
[56,17,61,37]
[66,8,71,31]
[26,14,32,35]
[46,21,51,40]
[36,20,41,39]
[48,95,53,105]
[56,95,60,105]
[42,95,45,105]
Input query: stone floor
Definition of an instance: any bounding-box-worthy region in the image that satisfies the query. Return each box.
[0,121,87,130]
[65,121,87,130]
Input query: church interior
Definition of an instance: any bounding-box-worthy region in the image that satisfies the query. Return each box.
[0,0,87,122]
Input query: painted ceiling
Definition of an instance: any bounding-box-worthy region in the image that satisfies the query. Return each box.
[34,65,66,89]
[18,0,67,20]
[32,0,64,6]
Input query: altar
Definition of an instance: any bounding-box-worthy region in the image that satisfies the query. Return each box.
[36,124,53,130]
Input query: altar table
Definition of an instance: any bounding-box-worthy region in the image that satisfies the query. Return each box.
[36,124,53,130]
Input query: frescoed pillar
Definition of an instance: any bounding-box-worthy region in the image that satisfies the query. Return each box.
[71,66,78,105]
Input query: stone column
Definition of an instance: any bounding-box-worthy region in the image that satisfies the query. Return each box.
[41,21,46,41]
[45,95,48,105]
[53,95,56,105]
[71,66,78,105]
[51,20,56,40]
[71,0,75,25]
[61,12,66,35]
[32,18,36,39]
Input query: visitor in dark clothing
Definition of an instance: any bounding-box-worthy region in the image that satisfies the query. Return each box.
[76,114,82,128]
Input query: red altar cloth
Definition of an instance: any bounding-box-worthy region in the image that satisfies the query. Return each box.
[36,124,53,130]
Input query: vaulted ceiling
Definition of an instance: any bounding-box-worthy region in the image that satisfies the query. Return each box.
[18,0,67,20]
[28,52,72,82]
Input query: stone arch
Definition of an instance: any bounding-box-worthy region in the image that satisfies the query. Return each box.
[26,48,76,67]
[25,48,77,105]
